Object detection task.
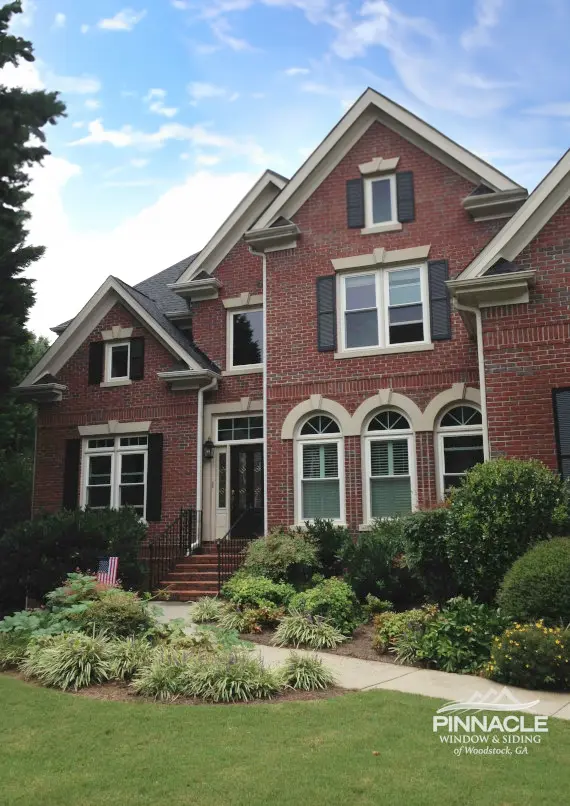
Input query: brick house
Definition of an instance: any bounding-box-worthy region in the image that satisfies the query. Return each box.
[16,88,570,592]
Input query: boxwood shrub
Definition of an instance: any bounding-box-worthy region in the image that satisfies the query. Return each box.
[222,572,295,608]
[242,530,319,584]
[290,577,361,634]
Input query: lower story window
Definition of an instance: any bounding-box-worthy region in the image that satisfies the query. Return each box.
[300,441,341,520]
[438,405,484,494]
[84,436,148,518]
[368,438,413,518]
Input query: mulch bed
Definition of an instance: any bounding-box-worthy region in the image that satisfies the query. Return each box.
[241,622,399,664]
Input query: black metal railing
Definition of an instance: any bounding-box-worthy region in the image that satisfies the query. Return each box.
[148,508,201,591]
[217,508,255,592]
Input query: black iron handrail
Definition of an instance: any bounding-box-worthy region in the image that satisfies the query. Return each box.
[217,507,255,592]
[147,508,201,591]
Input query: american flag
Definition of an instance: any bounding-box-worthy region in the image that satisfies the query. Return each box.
[97,556,119,586]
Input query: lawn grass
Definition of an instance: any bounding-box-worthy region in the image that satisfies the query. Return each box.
[1,675,569,806]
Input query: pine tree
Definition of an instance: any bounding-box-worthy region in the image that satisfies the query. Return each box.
[0,1,66,397]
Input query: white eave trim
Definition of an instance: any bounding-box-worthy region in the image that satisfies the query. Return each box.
[157,369,220,390]
[458,150,570,280]
[168,277,222,300]
[13,382,67,403]
[462,187,528,221]
[19,276,206,387]
[447,270,536,308]
[252,87,522,231]
[173,170,287,284]
[243,221,300,252]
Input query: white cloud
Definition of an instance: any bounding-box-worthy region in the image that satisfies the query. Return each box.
[210,17,253,51]
[80,24,90,34]
[195,153,221,166]
[25,165,259,337]
[0,60,100,96]
[0,60,44,91]
[97,8,147,32]
[461,0,503,50]
[70,119,272,165]
[524,102,570,117]
[130,157,150,168]
[71,121,86,129]
[143,88,179,118]
[53,12,66,29]
[171,0,189,7]
[10,0,36,30]
[84,98,101,110]
[188,81,227,103]
[48,72,101,95]
[284,67,310,76]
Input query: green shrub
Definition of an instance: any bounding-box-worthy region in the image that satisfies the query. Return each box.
[21,632,113,691]
[401,508,459,603]
[188,597,226,623]
[498,538,570,626]
[339,519,420,606]
[222,572,295,608]
[184,651,281,702]
[279,652,335,690]
[400,597,511,674]
[130,648,190,700]
[0,607,74,638]
[45,572,101,610]
[487,622,570,690]
[272,609,347,649]
[0,507,146,604]
[290,578,361,634]
[301,519,351,576]
[0,633,29,670]
[373,606,438,654]
[109,637,153,681]
[73,589,155,638]
[242,530,319,584]
[445,459,567,602]
[363,594,393,618]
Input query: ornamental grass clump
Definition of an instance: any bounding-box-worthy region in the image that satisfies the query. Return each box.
[188,597,226,624]
[109,637,153,681]
[183,651,281,703]
[486,622,570,691]
[279,652,335,691]
[130,648,191,701]
[272,609,347,649]
[0,633,29,670]
[21,632,112,691]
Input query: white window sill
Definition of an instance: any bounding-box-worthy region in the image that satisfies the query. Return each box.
[222,366,264,376]
[358,523,372,532]
[100,378,132,388]
[360,222,402,235]
[334,342,434,360]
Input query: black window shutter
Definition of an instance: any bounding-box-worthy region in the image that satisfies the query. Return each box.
[88,342,104,385]
[63,439,80,510]
[396,171,415,222]
[428,259,452,341]
[130,337,145,381]
[316,276,336,352]
[346,178,364,228]
[146,433,163,522]
[553,389,570,480]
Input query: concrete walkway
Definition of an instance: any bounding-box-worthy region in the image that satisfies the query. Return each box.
[152,602,570,721]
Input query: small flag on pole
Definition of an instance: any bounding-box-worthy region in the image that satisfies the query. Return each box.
[97,557,119,586]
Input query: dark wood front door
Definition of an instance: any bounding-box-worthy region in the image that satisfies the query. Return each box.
[230,444,264,537]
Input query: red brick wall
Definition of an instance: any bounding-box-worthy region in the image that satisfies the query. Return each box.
[483,198,570,470]
[34,303,200,534]
[264,120,498,529]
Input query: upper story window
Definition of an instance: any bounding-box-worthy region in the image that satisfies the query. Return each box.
[437,405,484,495]
[341,265,429,351]
[105,342,130,381]
[88,337,145,386]
[364,175,397,228]
[229,308,264,370]
[83,435,148,519]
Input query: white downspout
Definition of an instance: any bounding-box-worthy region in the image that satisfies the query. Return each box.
[453,300,490,461]
[249,246,268,535]
[196,375,218,531]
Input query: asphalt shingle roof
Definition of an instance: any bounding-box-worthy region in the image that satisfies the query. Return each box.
[133,253,198,314]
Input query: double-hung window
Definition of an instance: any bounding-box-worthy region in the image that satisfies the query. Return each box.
[364,410,415,520]
[228,308,264,370]
[364,175,397,228]
[297,415,344,523]
[342,265,429,351]
[83,436,148,518]
[437,405,484,495]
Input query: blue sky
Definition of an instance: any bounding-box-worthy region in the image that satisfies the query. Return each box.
[3,0,569,336]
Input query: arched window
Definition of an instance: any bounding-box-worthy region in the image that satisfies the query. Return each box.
[296,414,344,524]
[437,404,484,494]
[364,409,415,520]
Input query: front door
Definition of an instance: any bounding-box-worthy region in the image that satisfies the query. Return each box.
[230,444,264,537]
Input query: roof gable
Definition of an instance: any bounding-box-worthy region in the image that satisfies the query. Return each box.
[251,87,522,231]
[21,277,218,387]
[458,149,570,280]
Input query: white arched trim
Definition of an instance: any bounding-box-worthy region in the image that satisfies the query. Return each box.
[422,383,481,432]
[281,396,353,439]
[352,390,424,434]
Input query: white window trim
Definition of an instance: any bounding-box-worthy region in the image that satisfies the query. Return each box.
[80,436,148,521]
[338,264,431,355]
[226,306,264,373]
[214,414,264,445]
[362,426,417,525]
[104,341,131,382]
[436,405,484,501]
[364,174,397,229]
[295,423,345,527]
